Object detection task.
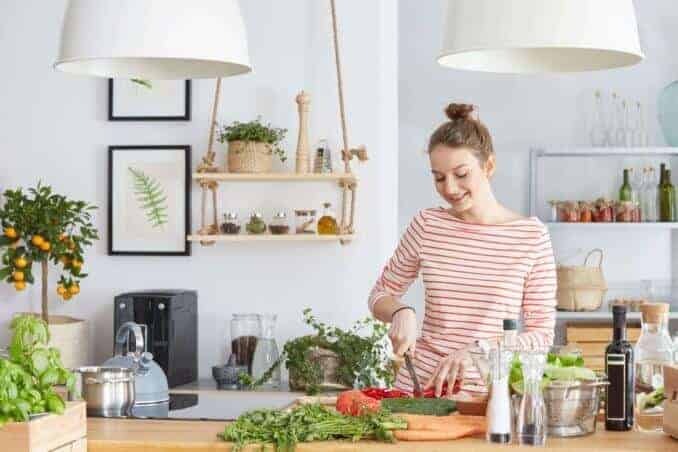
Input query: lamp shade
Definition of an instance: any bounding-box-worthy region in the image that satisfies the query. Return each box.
[438,0,644,73]
[54,0,251,79]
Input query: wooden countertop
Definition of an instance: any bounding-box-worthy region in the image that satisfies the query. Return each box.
[87,417,674,452]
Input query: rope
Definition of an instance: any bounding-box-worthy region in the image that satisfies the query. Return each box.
[330,0,351,175]
[205,78,222,169]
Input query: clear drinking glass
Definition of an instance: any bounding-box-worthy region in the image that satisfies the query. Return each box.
[230,314,261,374]
[613,93,627,147]
[633,101,649,147]
[590,90,608,146]
[517,351,547,446]
[251,314,281,389]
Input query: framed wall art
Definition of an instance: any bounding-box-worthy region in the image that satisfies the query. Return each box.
[108,79,191,121]
[108,145,191,256]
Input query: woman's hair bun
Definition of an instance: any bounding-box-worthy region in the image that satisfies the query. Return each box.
[445,103,475,121]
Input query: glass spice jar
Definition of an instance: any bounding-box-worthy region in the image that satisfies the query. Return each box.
[295,209,317,234]
[221,212,241,235]
[593,198,614,222]
[548,201,559,222]
[616,201,635,222]
[558,201,579,222]
[269,211,290,235]
[246,212,267,234]
[578,201,593,223]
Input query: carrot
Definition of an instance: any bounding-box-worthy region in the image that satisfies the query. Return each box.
[394,425,482,441]
[400,414,486,432]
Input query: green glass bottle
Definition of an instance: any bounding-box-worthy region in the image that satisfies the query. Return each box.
[660,169,677,222]
[619,169,633,202]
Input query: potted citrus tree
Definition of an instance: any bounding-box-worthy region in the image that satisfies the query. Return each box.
[0,183,98,369]
[218,118,287,173]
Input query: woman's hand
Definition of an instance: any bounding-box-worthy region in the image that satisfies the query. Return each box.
[424,345,472,398]
[389,308,418,357]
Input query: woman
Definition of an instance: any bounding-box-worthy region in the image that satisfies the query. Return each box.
[369,104,557,398]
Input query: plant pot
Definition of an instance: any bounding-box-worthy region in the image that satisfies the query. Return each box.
[20,313,89,370]
[288,347,349,392]
[227,140,273,173]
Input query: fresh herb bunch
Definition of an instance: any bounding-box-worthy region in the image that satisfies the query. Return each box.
[243,309,393,394]
[218,118,288,162]
[0,315,77,427]
[219,403,406,452]
[0,183,98,321]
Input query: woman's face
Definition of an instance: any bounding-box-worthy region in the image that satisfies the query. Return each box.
[429,145,494,214]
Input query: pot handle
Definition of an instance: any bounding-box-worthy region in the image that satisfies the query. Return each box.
[584,248,604,268]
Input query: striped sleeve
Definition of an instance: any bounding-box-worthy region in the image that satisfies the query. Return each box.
[368,212,425,313]
[517,226,557,350]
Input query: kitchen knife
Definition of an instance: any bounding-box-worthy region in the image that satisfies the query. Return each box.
[404,354,423,397]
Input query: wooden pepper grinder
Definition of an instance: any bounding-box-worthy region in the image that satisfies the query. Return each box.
[295,90,311,174]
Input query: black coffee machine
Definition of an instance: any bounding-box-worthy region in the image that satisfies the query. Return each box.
[114,290,197,388]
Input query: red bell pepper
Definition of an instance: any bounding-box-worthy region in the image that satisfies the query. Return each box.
[360,387,410,400]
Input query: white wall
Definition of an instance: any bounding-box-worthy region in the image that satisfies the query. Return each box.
[0,0,399,377]
[398,0,678,309]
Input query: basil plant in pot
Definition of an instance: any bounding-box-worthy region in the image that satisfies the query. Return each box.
[218,118,287,173]
[0,184,99,369]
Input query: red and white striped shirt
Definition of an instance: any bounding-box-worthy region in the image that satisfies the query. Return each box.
[369,208,557,394]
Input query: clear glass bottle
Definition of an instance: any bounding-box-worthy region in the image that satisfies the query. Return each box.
[317,202,338,235]
[251,314,281,389]
[634,303,673,432]
[642,168,658,222]
[619,169,633,202]
[517,351,547,446]
[230,314,261,375]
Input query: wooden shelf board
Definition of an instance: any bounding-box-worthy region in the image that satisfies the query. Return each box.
[534,147,678,157]
[557,311,678,320]
[192,172,357,182]
[546,222,678,229]
[187,234,355,242]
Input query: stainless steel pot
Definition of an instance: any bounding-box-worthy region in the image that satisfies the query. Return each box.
[74,366,135,417]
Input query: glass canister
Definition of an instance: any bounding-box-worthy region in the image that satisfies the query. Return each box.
[548,201,559,223]
[251,314,281,389]
[616,201,635,223]
[558,201,579,222]
[578,201,593,223]
[221,212,241,235]
[269,211,290,235]
[295,209,317,234]
[634,303,674,432]
[230,314,261,375]
[246,212,267,234]
[593,198,614,222]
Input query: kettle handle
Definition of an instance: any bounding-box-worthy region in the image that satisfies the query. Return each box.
[114,322,145,360]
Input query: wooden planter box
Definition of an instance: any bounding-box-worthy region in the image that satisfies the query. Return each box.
[0,401,86,452]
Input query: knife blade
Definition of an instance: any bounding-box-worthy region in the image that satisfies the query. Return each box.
[403,354,423,397]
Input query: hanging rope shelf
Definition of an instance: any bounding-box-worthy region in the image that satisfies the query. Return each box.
[190,0,367,246]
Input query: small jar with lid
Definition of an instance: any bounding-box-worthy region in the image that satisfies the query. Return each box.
[221,212,241,235]
[548,201,559,222]
[578,201,593,223]
[295,209,317,234]
[616,201,635,223]
[593,198,614,222]
[269,211,290,235]
[246,212,267,234]
[558,201,579,222]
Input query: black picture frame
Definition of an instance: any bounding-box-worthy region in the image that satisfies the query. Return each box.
[108,145,191,256]
[108,79,192,121]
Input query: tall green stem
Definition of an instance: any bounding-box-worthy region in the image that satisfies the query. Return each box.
[41,259,48,323]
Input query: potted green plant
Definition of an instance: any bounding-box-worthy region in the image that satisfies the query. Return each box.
[218,118,287,173]
[0,184,98,369]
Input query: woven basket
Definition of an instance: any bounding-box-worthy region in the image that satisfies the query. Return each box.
[556,249,607,311]
[288,346,349,392]
[227,140,273,173]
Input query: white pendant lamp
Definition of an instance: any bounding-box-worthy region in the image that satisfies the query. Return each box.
[438,0,644,74]
[54,0,251,79]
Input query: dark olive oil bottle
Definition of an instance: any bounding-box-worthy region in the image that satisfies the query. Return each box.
[605,305,634,431]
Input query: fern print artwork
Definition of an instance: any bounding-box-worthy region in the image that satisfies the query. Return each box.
[128,167,169,229]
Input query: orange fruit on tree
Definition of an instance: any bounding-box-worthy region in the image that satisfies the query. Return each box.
[31,235,44,247]
[60,256,70,265]
[68,285,80,295]
[67,240,76,251]
[12,271,24,282]
[14,257,28,269]
[63,293,73,301]
[14,281,26,291]
[39,241,51,252]
[71,259,82,269]
[59,233,67,242]
[3,227,18,239]
[56,285,66,296]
